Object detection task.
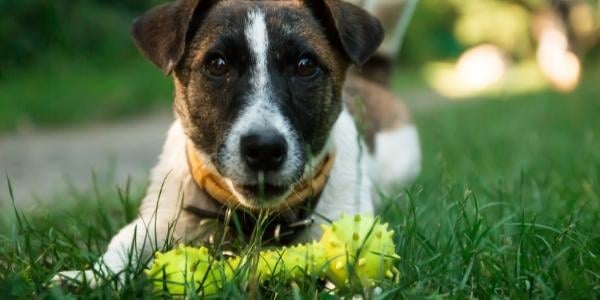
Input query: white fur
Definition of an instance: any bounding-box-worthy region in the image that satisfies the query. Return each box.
[309,109,374,237]
[370,125,422,194]
[247,9,268,91]
[219,9,303,199]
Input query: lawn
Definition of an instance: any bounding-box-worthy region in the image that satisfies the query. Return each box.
[0,64,598,298]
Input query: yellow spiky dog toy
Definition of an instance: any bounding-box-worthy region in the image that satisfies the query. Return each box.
[320,214,399,289]
[146,214,398,295]
[145,246,222,296]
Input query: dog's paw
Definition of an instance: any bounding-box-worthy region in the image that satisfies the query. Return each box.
[51,270,99,288]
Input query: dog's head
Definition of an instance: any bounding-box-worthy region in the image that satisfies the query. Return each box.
[132,0,383,208]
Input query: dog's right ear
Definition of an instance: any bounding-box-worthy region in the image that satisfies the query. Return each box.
[131,0,208,75]
[307,0,384,66]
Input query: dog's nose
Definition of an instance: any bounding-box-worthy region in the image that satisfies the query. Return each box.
[240,130,288,171]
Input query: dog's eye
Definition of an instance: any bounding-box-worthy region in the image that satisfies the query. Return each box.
[296,57,319,77]
[204,56,229,77]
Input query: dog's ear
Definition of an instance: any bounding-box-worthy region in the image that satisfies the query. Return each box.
[131,0,209,75]
[309,0,384,65]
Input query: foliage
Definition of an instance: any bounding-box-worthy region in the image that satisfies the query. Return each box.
[453,0,533,58]
[0,0,162,73]
[400,0,599,65]
[400,0,463,64]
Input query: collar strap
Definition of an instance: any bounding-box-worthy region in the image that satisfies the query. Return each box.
[186,143,335,212]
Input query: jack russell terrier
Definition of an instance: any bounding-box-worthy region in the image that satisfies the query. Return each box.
[54,0,421,286]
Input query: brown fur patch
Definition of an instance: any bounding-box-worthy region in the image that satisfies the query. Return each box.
[343,74,412,151]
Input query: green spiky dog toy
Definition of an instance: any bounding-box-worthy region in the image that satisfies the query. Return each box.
[320,214,399,289]
[257,241,327,281]
[145,245,222,296]
[146,214,398,295]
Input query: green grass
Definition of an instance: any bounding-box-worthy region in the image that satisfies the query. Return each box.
[1,65,599,298]
[0,54,172,132]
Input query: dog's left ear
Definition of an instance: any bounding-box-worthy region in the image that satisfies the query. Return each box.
[310,0,384,65]
[131,0,209,75]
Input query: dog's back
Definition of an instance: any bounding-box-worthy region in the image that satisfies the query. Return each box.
[344,73,421,193]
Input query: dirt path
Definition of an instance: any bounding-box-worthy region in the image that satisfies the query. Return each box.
[0,111,174,209]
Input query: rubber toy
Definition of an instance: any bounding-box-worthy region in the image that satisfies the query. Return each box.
[146,214,398,295]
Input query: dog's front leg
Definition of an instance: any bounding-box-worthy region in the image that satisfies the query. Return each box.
[52,193,184,287]
[52,121,194,287]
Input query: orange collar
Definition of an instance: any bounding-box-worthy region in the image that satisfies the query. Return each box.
[186,143,335,211]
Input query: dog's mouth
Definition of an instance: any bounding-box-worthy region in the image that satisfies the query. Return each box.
[236,183,290,200]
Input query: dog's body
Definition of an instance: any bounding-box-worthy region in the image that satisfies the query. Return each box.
[54,0,421,286]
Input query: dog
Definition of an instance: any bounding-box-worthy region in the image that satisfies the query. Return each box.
[54,0,421,286]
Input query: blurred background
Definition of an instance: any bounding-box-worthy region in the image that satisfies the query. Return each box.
[0,0,599,208]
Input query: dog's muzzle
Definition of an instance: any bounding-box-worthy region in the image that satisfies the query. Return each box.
[186,142,335,211]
